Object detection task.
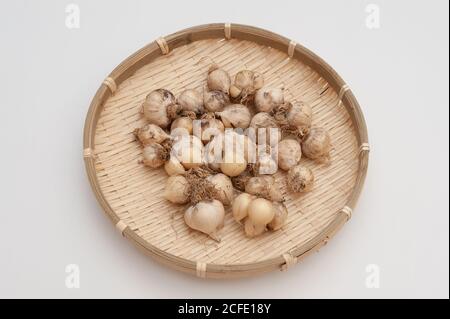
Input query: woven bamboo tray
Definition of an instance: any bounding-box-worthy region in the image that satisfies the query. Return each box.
[83,23,369,278]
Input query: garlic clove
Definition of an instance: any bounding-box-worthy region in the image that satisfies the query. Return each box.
[134,124,171,146]
[277,139,302,171]
[171,117,193,137]
[184,200,225,240]
[216,104,252,129]
[232,193,255,222]
[206,173,234,206]
[234,70,255,91]
[172,135,204,169]
[249,112,281,145]
[301,127,331,163]
[164,175,190,204]
[142,142,167,168]
[245,176,283,202]
[287,101,312,135]
[244,218,266,238]
[268,202,288,231]
[207,68,231,94]
[286,165,314,193]
[177,89,204,115]
[220,151,247,177]
[247,198,274,226]
[198,118,225,144]
[203,89,230,112]
[229,85,242,98]
[254,87,284,113]
[142,89,175,128]
[164,156,186,176]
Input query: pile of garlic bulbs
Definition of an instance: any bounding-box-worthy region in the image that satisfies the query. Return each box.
[134,64,332,241]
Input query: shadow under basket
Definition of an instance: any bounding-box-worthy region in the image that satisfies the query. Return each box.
[83,23,370,279]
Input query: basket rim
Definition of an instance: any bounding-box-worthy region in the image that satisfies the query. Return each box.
[83,23,370,278]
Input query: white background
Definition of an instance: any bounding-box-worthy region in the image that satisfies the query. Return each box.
[0,0,448,298]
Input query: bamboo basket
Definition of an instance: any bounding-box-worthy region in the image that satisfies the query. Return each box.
[83,23,369,278]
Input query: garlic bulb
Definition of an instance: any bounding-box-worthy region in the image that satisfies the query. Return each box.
[286,101,312,136]
[142,89,176,128]
[286,165,314,193]
[254,87,284,113]
[203,88,230,112]
[230,70,264,99]
[171,135,204,169]
[220,150,247,177]
[301,127,331,163]
[184,200,225,241]
[164,175,190,204]
[171,117,193,137]
[207,173,233,205]
[245,176,283,202]
[232,193,255,222]
[216,104,252,129]
[207,66,231,93]
[142,142,168,168]
[198,117,225,143]
[164,155,186,176]
[277,139,302,171]
[177,89,204,115]
[134,124,171,146]
[267,202,288,231]
[244,198,274,237]
[249,112,281,145]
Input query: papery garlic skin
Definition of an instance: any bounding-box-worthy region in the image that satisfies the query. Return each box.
[164,156,186,176]
[232,193,255,222]
[301,127,331,163]
[177,89,204,114]
[184,200,225,240]
[207,173,234,206]
[287,101,312,136]
[277,139,302,171]
[254,87,284,113]
[207,68,231,94]
[245,176,283,202]
[216,104,252,129]
[142,143,167,168]
[203,89,230,112]
[231,70,264,99]
[268,202,288,231]
[286,165,314,193]
[142,89,176,128]
[134,124,171,146]
[164,175,190,204]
